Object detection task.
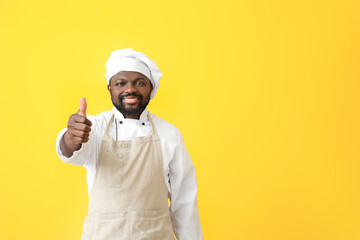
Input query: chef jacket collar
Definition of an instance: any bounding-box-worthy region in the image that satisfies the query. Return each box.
[112,107,149,123]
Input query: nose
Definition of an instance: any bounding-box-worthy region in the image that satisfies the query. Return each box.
[124,82,137,94]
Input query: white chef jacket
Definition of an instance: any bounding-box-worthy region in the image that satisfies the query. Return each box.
[56,107,203,240]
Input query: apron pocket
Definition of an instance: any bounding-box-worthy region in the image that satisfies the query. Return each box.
[81,215,130,240]
[131,211,174,240]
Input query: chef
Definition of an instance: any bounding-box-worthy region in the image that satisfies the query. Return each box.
[56,49,203,240]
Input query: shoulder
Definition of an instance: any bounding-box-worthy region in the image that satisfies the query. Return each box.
[149,112,182,142]
[86,109,114,132]
[93,109,114,124]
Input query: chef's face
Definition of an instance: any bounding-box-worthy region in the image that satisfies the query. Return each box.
[108,71,153,119]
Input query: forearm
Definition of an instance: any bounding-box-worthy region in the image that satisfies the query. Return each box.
[171,176,202,240]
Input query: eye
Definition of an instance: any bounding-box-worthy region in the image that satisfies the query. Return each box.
[136,81,146,86]
[115,81,126,86]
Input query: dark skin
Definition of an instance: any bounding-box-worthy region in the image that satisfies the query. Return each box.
[60,71,153,157]
[108,71,153,119]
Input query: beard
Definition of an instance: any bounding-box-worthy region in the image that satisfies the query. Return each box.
[111,92,150,118]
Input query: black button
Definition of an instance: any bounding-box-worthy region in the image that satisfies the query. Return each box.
[142,122,145,126]
[120,121,123,124]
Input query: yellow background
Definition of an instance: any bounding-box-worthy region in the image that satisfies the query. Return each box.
[1,0,360,239]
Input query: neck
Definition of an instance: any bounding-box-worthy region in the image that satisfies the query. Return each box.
[124,115,140,119]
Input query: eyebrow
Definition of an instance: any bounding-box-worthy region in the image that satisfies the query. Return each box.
[114,77,146,81]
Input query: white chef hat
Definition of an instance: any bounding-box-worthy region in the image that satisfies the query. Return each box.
[105,48,163,99]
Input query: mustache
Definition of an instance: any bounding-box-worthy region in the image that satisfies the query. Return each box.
[119,93,143,100]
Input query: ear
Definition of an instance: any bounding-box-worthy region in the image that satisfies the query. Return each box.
[107,78,112,92]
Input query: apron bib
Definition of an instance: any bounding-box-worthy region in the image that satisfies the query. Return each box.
[81,114,174,240]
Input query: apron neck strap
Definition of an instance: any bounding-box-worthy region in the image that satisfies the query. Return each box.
[147,113,159,140]
[103,114,115,141]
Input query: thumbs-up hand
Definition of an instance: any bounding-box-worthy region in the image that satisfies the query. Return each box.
[61,98,93,156]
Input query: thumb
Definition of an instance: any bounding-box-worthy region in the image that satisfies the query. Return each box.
[78,97,87,117]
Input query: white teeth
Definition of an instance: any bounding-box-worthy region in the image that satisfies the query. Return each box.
[124,98,138,103]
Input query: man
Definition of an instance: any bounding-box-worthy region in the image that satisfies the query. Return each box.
[56,49,203,240]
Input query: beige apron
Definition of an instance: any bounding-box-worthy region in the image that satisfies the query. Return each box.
[81,114,174,240]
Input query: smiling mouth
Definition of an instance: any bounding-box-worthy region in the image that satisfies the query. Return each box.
[122,97,140,104]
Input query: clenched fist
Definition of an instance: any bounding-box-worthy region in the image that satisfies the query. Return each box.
[60,97,93,157]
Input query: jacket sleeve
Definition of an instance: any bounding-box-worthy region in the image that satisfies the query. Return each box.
[169,130,203,240]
